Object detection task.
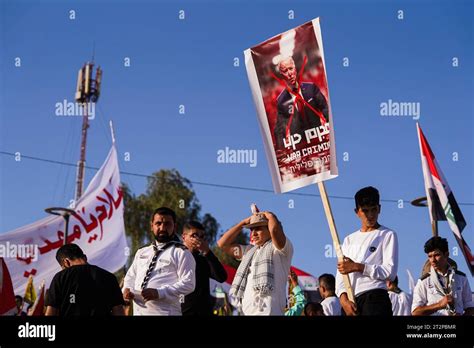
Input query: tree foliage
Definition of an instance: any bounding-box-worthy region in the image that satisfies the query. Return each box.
[122,168,249,271]
[122,169,223,265]
[211,230,248,269]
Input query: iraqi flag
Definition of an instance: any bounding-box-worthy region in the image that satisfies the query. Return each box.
[210,263,235,297]
[417,123,474,275]
[210,263,319,296]
[290,266,318,291]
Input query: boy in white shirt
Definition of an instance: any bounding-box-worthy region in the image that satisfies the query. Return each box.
[387,276,412,316]
[335,186,398,316]
[319,273,341,316]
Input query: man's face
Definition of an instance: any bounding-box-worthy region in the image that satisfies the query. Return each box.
[355,204,380,228]
[279,59,297,88]
[182,227,204,251]
[428,249,449,272]
[318,285,324,298]
[151,214,175,242]
[249,234,256,245]
[249,226,271,246]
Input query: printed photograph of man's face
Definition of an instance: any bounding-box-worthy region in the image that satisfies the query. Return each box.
[249,21,332,182]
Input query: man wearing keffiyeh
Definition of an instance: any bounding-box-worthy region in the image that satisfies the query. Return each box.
[217,206,293,315]
[412,237,474,316]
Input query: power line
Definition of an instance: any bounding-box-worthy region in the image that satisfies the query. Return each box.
[1,150,473,206]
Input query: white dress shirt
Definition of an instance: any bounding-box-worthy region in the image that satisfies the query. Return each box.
[411,269,474,316]
[123,242,196,315]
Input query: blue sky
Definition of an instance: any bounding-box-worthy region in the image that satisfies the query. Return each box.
[1,0,473,292]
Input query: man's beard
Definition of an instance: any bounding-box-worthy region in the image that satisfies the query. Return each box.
[154,232,173,243]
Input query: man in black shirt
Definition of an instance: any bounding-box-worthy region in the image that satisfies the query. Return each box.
[181,221,227,315]
[45,243,125,316]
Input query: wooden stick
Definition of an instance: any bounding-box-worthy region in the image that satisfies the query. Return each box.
[431,220,438,237]
[317,181,355,302]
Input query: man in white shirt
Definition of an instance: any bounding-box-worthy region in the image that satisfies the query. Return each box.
[318,273,341,316]
[123,207,196,315]
[336,186,398,316]
[412,236,474,316]
[217,209,293,315]
[386,276,412,315]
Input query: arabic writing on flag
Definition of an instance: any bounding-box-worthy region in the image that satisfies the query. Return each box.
[0,145,129,294]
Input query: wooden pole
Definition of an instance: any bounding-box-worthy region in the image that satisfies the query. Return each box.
[317,181,355,302]
[431,220,438,237]
[420,220,439,275]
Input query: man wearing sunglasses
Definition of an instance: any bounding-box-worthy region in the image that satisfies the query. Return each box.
[181,221,227,316]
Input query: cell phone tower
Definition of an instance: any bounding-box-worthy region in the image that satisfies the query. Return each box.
[74,59,102,202]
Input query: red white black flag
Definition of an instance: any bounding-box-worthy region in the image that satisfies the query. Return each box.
[417,123,474,275]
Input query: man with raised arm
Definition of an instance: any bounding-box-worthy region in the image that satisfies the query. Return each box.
[217,208,293,315]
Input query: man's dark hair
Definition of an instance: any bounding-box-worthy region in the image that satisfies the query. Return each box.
[388,276,399,286]
[424,236,449,254]
[56,243,86,265]
[183,220,205,232]
[15,295,23,302]
[355,186,380,209]
[150,207,177,224]
[318,273,335,292]
[304,302,324,316]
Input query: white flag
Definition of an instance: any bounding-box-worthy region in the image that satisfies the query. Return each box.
[0,145,128,294]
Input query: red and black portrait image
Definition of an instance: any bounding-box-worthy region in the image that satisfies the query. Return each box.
[249,20,333,184]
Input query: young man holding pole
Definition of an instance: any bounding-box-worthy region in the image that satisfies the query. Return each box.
[335,186,398,316]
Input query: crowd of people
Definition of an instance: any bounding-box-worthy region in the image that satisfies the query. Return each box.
[13,186,474,317]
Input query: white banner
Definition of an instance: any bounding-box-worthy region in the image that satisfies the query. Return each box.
[0,145,128,295]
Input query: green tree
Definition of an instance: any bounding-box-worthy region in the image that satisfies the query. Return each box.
[212,228,248,269]
[122,169,221,265]
[122,184,150,261]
